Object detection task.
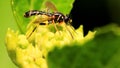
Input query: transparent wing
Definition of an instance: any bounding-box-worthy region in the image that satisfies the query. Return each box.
[11,0,44,33]
[45,1,58,12]
[46,0,74,14]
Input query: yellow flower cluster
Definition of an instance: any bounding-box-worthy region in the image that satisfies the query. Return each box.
[5,23,95,68]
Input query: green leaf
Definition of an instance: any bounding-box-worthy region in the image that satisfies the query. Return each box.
[47,25,120,68]
[11,0,74,33]
[11,0,45,33]
[11,0,30,33]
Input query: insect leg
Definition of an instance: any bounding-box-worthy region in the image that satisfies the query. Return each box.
[26,25,38,39]
[64,23,74,39]
[52,20,58,31]
[67,21,78,35]
[65,15,78,35]
[52,20,61,34]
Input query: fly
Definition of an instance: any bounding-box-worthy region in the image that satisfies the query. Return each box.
[24,1,74,39]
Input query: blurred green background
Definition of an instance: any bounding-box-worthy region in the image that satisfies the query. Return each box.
[0,0,18,68]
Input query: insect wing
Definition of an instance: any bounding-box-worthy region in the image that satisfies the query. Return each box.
[45,0,74,14]
[11,0,44,33]
[29,15,51,25]
[45,1,58,12]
